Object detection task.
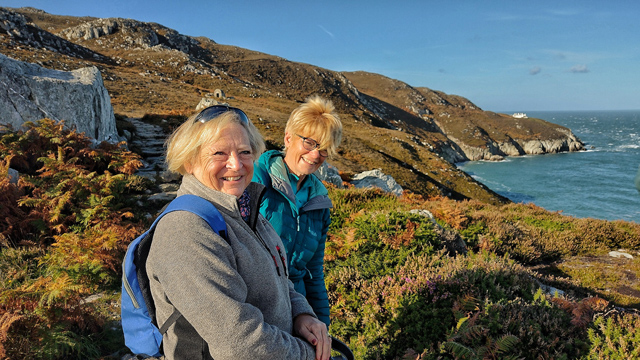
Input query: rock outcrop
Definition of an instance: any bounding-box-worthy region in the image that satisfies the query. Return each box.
[351,169,403,196]
[314,162,344,189]
[454,133,585,161]
[59,17,202,53]
[0,53,119,142]
[0,8,105,60]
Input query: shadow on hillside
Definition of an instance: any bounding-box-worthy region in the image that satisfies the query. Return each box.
[376,150,470,201]
[529,256,640,310]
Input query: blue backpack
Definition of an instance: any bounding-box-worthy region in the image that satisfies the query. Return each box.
[120,194,227,357]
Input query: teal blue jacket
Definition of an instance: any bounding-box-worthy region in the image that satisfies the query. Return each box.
[252,150,331,326]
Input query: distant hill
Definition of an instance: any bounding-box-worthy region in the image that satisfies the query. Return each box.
[0,7,584,204]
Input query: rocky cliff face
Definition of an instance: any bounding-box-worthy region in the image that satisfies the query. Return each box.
[450,129,584,162]
[0,53,119,142]
[59,17,202,53]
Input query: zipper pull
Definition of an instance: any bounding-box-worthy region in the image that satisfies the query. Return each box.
[276,246,288,276]
[271,254,281,276]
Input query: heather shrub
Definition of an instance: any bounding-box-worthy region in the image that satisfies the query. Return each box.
[328,186,403,235]
[322,183,638,360]
[456,202,640,265]
[326,246,546,359]
[585,311,640,359]
[571,218,640,252]
[327,210,440,278]
[463,293,594,359]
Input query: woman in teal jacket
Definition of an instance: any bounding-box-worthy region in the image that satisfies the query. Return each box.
[252,95,342,327]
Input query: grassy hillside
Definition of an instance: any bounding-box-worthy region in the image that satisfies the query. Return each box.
[0,6,582,205]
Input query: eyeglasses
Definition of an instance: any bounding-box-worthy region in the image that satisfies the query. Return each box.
[296,134,328,157]
[194,105,249,124]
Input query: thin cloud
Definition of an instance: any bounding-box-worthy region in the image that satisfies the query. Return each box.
[570,64,589,73]
[530,66,541,75]
[545,49,611,63]
[318,25,334,38]
[546,9,581,17]
[553,52,567,61]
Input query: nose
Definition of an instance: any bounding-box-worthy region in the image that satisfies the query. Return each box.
[226,152,243,170]
[309,148,326,159]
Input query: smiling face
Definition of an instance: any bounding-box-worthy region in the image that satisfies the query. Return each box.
[187,123,254,198]
[283,131,326,177]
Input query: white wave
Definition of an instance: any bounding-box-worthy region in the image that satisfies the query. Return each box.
[619,144,640,150]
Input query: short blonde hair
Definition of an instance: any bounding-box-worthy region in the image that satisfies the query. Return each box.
[285,95,342,157]
[166,107,265,175]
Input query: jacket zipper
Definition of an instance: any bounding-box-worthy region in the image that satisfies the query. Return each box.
[255,228,285,277]
[276,245,288,276]
[122,259,140,309]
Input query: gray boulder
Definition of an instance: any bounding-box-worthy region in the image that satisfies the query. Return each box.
[7,168,19,184]
[0,53,119,142]
[196,97,224,111]
[351,168,403,196]
[313,162,344,188]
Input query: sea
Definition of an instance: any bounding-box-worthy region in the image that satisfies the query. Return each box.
[456,110,640,224]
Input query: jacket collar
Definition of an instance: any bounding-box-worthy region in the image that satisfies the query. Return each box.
[177,174,266,230]
[263,151,332,211]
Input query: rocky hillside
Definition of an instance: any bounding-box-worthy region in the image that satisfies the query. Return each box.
[0,7,585,205]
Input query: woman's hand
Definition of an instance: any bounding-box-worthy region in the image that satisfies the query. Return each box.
[294,314,330,360]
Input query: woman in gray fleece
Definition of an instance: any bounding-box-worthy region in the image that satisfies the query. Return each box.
[146,105,330,360]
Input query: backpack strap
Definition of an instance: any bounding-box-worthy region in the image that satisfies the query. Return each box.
[158,309,183,335]
[163,194,227,238]
[137,194,228,334]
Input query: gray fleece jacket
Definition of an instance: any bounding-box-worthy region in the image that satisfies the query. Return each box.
[147,174,317,360]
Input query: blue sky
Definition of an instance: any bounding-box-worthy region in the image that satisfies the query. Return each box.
[2,0,639,112]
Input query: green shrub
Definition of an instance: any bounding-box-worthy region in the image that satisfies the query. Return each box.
[327,249,545,360]
[328,186,403,234]
[585,311,640,359]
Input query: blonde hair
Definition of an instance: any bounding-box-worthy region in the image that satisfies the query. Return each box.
[284,95,343,157]
[165,109,265,175]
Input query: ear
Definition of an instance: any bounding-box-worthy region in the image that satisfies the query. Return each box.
[184,154,197,174]
[283,132,293,149]
[184,161,193,174]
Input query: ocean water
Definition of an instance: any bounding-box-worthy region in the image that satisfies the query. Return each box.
[457,110,640,224]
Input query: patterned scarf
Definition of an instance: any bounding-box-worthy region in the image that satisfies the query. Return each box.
[238,190,251,222]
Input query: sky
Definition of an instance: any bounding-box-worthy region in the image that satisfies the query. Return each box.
[1,0,639,112]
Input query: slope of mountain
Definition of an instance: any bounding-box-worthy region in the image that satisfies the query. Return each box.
[0,7,584,205]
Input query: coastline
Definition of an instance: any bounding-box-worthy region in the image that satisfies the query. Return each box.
[458,110,640,224]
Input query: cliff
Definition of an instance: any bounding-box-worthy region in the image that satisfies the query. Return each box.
[342,71,585,162]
